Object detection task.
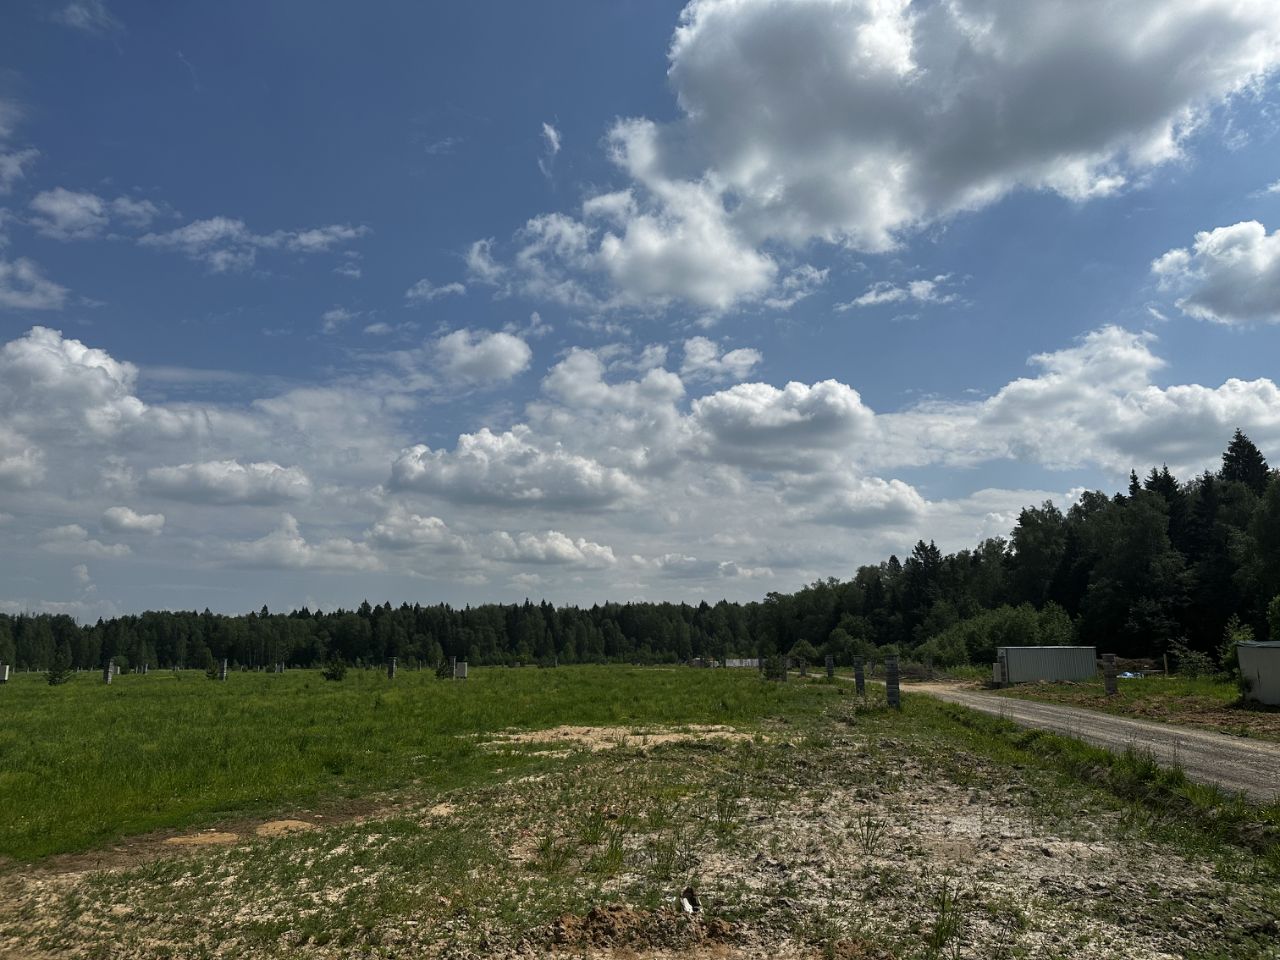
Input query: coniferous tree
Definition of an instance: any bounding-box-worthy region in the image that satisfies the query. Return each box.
[1221,428,1270,494]
[46,639,73,685]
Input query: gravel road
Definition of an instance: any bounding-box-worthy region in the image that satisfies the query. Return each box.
[912,683,1280,802]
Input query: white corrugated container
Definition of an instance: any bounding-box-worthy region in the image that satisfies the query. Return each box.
[1237,642,1280,706]
[996,646,1097,684]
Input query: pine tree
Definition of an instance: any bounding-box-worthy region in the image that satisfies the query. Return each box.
[1221,428,1270,494]
[46,639,73,686]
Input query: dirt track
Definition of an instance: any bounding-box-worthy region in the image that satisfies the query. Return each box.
[912,683,1280,802]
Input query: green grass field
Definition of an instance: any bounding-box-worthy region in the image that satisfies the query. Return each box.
[4,668,1280,958]
[0,665,818,862]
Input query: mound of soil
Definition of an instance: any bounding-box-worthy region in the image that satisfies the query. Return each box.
[551,903,735,950]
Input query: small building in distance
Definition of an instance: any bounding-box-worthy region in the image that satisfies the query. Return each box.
[1237,641,1280,706]
[994,646,1097,686]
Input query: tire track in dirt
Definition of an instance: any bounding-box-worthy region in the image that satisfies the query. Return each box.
[912,683,1280,802]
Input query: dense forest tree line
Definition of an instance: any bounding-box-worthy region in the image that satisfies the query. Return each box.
[3,431,1279,674]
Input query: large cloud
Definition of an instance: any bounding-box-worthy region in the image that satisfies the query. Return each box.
[691,379,875,469]
[1153,221,1280,325]
[144,460,313,505]
[489,530,617,568]
[389,424,640,506]
[877,326,1280,474]
[472,0,1280,312]
[365,505,467,553]
[0,325,144,434]
[390,426,640,508]
[667,0,1280,250]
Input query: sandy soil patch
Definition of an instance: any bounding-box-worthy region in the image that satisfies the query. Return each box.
[162,832,239,847]
[486,724,754,753]
[254,820,316,838]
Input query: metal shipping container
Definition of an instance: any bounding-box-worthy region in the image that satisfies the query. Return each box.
[996,646,1097,685]
[1237,642,1280,706]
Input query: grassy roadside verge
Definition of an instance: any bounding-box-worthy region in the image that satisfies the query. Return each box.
[989,675,1280,743]
[908,694,1280,860]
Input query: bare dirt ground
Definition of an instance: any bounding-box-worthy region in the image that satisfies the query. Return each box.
[914,682,1280,801]
[483,723,758,752]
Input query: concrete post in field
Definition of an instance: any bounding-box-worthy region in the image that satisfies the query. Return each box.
[798,658,808,677]
[781,655,790,682]
[219,659,228,682]
[825,654,835,679]
[0,663,8,683]
[1103,654,1118,696]
[449,655,457,679]
[103,658,113,684]
[387,657,397,680]
[854,657,865,696]
[885,656,901,709]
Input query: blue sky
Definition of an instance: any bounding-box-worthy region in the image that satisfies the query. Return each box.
[3,0,1280,620]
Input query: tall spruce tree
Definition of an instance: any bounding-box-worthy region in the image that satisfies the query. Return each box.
[1221,429,1270,494]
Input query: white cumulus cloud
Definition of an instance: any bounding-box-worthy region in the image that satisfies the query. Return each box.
[434,329,531,385]
[145,460,313,505]
[490,530,616,568]
[680,337,762,382]
[101,506,165,535]
[1153,220,1280,325]
[391,426,640,508]
[474,0,1280,313]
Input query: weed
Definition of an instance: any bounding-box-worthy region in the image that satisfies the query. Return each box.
[578,805,607,847]
[924,879,965,957]
[854,812,886,858]
[588,824,627,876]
[533,827,572,873]
[713,777,745,838]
